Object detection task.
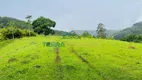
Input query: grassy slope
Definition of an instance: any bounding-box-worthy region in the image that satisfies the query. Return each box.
[0,36,142,80]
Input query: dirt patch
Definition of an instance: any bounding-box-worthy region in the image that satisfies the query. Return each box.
[55,55,61,63]
[8,58,17,63]
[54,48,61,63]
[55,48,59,54]
[129,46,136,49]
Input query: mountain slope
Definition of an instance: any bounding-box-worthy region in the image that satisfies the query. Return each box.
[0,16,30,29]
[114,21,142,39]
[0,36,141,80]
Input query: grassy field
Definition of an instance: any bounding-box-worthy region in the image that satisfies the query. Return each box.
[0,36,142,80]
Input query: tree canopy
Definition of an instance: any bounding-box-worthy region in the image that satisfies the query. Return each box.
[81,31,92,37]
[32,16,56,35]
[96,23,106,38]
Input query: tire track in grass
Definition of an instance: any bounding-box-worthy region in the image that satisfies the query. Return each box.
[57,39,106,79]
[69,46,108,80]
[55,47,61,63]
[54,47,64,80]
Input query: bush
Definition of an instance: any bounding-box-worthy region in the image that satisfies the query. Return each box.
[21,29,36,37]
[0,27,36,40]
[121,34,142,43]
[0,27,22,40]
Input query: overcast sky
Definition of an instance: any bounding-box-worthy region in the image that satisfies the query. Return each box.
[0,0,142,31]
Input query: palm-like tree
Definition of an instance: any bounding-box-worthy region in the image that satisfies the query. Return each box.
[25,15,32,36]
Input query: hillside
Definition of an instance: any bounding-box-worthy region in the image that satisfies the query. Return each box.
[114,21,142,39]
[0,36,141,80]
[0,16,30,29]
[0,16,69,36]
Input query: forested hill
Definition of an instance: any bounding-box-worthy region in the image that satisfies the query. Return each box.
[114,21,142,39]
[0,16,30,29]
[0,16,69,36]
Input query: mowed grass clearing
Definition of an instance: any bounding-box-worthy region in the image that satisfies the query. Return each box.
[0,36,142,80]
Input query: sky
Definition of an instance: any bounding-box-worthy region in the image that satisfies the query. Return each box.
[0,0,142,31]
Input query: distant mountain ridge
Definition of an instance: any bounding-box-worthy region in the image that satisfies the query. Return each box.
[73,30,119,37]
[114,21,142,39]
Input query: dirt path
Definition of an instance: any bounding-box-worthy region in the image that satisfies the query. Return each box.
[54,47,61,63]
[54,47,64,80]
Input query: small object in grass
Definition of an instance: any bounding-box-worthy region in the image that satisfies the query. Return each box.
[8,58,17,63]
[35,65,41,68]
[136,62,140,64]
[129,46,136,49]
[20,60,30,64]
[30,42,36,44]
[55,55,61,63]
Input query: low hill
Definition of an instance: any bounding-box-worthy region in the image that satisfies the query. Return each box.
[114,21,142,39]
[0,36,141,80]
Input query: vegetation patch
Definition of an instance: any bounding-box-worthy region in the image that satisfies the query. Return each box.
[8,57,18,63]
[20,59,31,64]
[34,65,41,69]
[55,48,61,63]
[16,68,28,74]
[43,42,65,47]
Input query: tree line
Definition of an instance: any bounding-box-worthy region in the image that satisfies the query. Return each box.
[0,16,56,40]
[0,15,108,40]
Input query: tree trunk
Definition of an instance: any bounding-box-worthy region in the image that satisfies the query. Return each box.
[29,26,30,37]
[29,31,31,37]
[12,32,14,39]
[12,28,14,39]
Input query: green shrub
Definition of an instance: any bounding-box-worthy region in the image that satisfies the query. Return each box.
[21,29,36,37]
[0,27,36,40]
[81,31,93,38]
[121,34,142,43]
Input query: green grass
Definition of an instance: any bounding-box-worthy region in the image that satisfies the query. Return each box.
[0,36,141,80]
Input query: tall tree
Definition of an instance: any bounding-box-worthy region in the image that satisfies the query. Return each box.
[0,24,3,28]
[96,23,106,38]
[32,16,56,35]
[25,15,32,36]
[7,21,16,39]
